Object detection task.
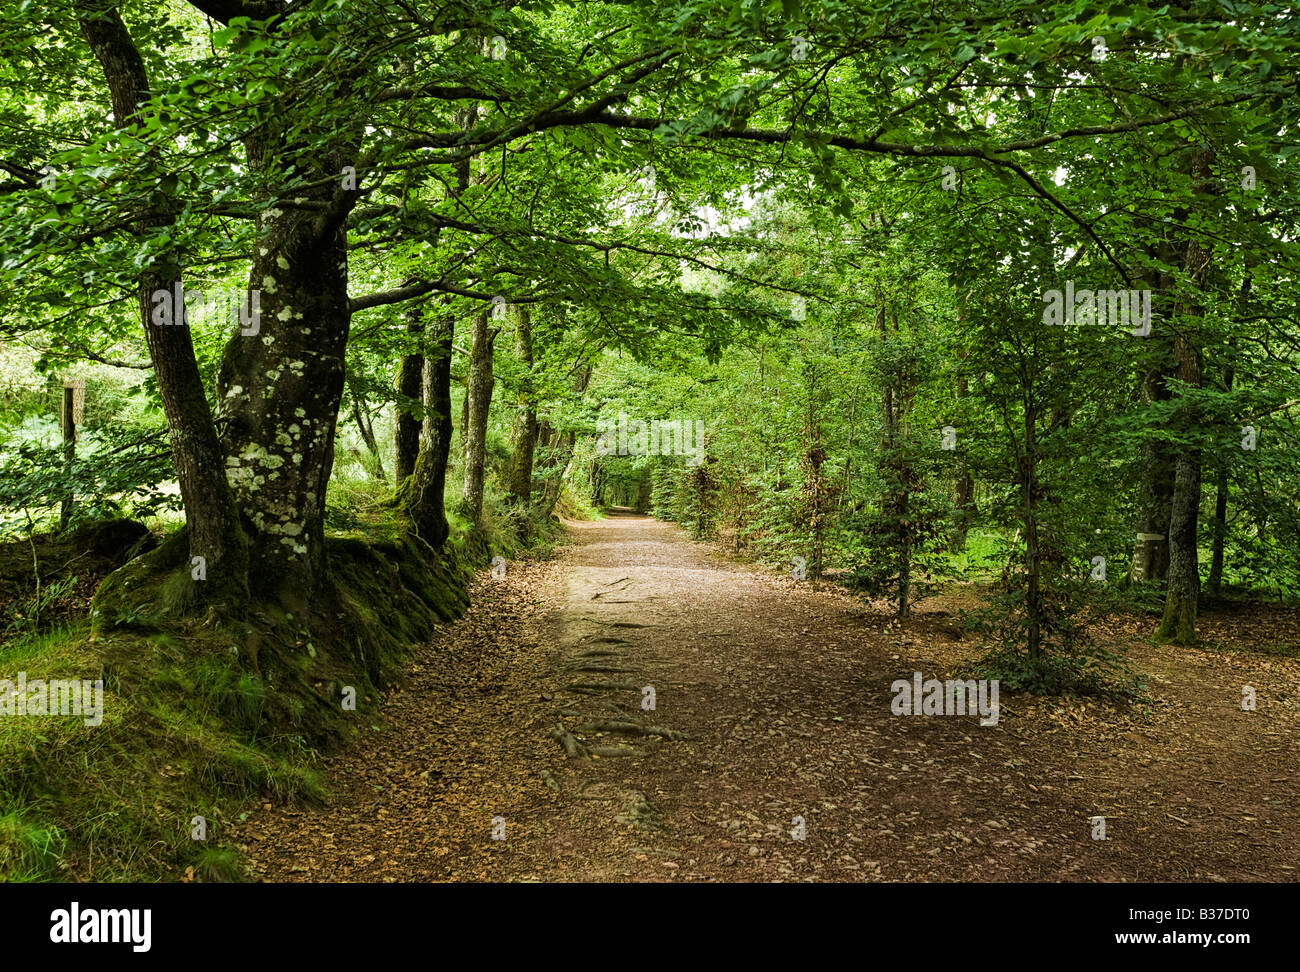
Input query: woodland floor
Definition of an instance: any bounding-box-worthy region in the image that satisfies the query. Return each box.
[233,512,1300,882]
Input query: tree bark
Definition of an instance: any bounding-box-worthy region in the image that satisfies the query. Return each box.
[507,306,537,507]
[1207,272,1247,596]
[1023,390,1042,664]
[461,310,497,525]
[1157,326,1206,643]
[404,312,454,549]
[1129,360,1175,584]
[1157,145,1215,644]
[952,375,974,551]
[394,308,424,484]
[76,0,248,602]
[214,91,359,609]
[1206,334,1238,597]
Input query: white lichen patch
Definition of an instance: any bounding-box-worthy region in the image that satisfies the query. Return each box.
[236,442,285,471]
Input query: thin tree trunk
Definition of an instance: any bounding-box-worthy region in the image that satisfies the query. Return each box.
[461,310,497,524]
[60,385,76,530]
[76,0,247,604]
[1207,274,1246,595]
[1157,145,1215,644]
[507,306,537,507]
[394,306,424,484]
[347,372,385,481]
[953,375,974,551]
[1023,391,1042,664]
[1206,336,1238,596]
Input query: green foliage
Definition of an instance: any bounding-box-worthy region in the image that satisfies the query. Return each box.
[966,577,1147,700]
[0,423,178,536]
[0,0,1297,881]
[971,640,1144,701]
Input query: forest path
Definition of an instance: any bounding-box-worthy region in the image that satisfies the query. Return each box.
[236,514,1300,882]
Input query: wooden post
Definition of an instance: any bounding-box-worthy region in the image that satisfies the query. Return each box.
[59,380,82,529]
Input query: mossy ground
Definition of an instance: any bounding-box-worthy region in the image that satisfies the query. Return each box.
[0,516,482,882]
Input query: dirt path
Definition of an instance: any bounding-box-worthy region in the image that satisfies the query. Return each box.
[235,513,1300,882]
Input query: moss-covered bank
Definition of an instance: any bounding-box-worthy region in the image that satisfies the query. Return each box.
[0,521,482,881]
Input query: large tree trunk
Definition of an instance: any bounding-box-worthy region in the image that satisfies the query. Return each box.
[76,0,248,603]
[1129,360,1175,584]
[1158,325,1206,643]
[215,211,351,608]
[404,312,454,549]
[1159,395,1203,643]
[1129,227,1193,586]
[214,108,358,609]
[1157,146,1214,644]
[461,310,497,525]
[507,306,537,507]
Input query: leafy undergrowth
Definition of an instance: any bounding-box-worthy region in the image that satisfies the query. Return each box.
[0,519,481,882]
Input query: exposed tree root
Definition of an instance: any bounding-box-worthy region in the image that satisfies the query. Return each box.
[614,790,662,829]
[564,680,640,693]
[551,723,590,759]
[576,720,685,741]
